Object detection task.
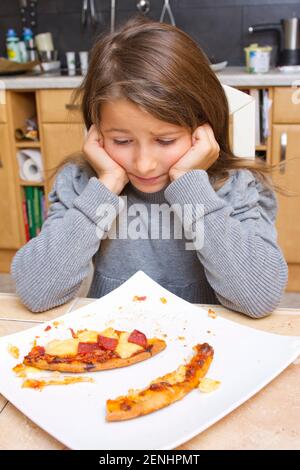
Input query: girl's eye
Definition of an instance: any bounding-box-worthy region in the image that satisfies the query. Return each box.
[158,139,176,145]
[113,139,176,145]
[113,140,131,145]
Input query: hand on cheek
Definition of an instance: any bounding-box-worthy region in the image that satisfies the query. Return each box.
[168,124,220,182]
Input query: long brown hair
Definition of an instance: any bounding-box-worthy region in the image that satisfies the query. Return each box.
[46,15,290,194]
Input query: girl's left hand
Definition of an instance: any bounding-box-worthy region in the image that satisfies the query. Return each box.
[169,123,220,182]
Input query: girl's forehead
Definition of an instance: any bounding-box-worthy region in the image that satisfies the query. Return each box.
[100,99,186,134]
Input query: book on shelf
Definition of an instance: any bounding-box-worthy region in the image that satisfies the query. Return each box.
[239,88,270,148]
[22,186,46,241]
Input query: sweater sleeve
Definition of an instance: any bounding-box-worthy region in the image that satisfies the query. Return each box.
[11,164,124,313]
[164,169,288,318]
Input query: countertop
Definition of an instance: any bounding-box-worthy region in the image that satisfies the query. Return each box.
[0,293,299,450]
[0,66,300,89]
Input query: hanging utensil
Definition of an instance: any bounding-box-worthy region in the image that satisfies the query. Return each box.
[81,0,98,27]
[136,0,150,15]
[159,0,175,26]
[81,0,88,26]
[28,0,38,31]
[111,0,116,33]
[19,0,29,29]
[90,0,98,26]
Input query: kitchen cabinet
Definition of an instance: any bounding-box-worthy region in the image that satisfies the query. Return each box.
[41,123,85,194]
[38,89,82,123]
[272,124,300,264]
[37,90,85,195]
[272,87,300,290]
[273,87,300,124]
[0,123,22,270]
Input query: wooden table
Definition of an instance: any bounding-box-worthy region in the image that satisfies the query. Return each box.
[0,293,299,450]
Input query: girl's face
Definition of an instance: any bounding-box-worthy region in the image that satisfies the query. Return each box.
[100,98,192,192]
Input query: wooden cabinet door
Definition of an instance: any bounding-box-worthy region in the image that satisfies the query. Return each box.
[41,123,85,193]
[0,124,22,249]
[38,90,82,123]
[272,124,300,263]
[273,87,300,124]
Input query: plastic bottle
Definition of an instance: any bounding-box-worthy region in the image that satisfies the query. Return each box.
[23,28,37,61]
[6,29,21,62]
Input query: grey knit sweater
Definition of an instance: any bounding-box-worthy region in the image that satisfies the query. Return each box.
[11,163,288,317]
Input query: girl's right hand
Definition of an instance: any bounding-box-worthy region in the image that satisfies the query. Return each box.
[83,124,129,195]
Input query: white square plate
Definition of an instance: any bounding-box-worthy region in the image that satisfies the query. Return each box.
[0,271,299,450]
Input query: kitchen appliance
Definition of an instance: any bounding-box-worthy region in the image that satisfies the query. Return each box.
[248,17,300,66]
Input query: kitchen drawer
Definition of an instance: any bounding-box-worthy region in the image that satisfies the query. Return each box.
[38,89,83,123]
[273,87,300,124]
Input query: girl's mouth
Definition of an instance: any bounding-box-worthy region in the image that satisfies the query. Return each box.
[132,174,166,184]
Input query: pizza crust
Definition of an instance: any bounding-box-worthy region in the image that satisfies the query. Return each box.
[106,343,214,421]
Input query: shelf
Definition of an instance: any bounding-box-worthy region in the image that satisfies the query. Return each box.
[15,141,41,148]
[19,179,44,187]
[255,145,267,151]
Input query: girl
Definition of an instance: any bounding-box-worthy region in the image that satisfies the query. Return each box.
[11,16,288,317]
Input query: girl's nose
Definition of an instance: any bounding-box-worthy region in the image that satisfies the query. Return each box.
[134,152,158,175]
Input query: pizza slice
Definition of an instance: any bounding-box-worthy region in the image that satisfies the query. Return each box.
[106,342,214,421]
[23,328,166,373]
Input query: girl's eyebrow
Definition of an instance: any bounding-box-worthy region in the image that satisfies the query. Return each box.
[104,128,182,136]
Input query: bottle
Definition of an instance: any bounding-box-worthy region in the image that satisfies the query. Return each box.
[6,29,21,62]
[23,28,37,61]
[19,41,28,63]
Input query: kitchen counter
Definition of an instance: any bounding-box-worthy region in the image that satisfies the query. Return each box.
[0,293,299,450]
[0,66,299,90]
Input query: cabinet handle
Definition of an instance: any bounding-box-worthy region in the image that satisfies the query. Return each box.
[65,103,80,110]
[280,132,287,175]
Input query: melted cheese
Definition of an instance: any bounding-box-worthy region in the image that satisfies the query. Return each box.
[151,365,187,386]
[100,327,119,339]
[115,332,144,359]
[77,330,99,343]
[198,377,221,393]
[166,365,187,385]
[45,339,79,357]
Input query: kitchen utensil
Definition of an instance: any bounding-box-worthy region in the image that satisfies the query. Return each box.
[79,51,89,75]
[38,50,58,63]
[35,32,54,52]
[19,0,29,28]
[90,0,98,25]
[136,0,150,15]
[249,17,300,66]
[159,0,175,26]
[82,0,88,26]
[33,60,61,73]
[210,61,228,72]
[111,0,116,33]
[0,57,41,75]
[82,0,98,27]
[65,52,76,76]
[19,0,38,31]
